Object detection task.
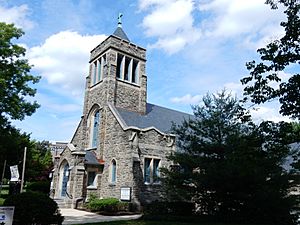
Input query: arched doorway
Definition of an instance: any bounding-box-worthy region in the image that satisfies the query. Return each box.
[59,161,69,197]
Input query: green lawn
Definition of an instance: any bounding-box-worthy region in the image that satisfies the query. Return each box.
[0,185,9,206]
[0,198,5,206]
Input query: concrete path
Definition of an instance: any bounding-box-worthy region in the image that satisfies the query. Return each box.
[60,208,142,225]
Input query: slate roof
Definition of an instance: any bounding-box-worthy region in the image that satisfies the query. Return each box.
[113,27,130,42]
[284,143,300,172]
[85,151,100,165]
[116,103,192,134]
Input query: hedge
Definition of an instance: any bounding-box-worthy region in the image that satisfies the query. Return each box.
[4,191,64,225]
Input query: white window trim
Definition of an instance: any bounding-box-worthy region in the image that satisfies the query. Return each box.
[91,54,106,86]
[134,61,140,84]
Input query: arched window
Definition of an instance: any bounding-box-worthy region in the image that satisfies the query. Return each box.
[91,54,106,86]
[91,110,100,148]
[111,160,116,183]
[116,53,139,84]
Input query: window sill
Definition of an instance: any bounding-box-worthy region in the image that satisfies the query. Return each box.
[144,182,161,186]
[87,186,97,190]
[90,79,103,88]
[116,78,140,87]
[85,147,97,151]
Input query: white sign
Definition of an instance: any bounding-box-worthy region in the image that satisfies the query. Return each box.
[0,206,14,225]
[120,187,131,201]
[9,165,19,182]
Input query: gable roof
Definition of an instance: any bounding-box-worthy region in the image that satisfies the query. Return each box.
[115,103,192,134]
[85,151,100,165]
[112,27,130,42]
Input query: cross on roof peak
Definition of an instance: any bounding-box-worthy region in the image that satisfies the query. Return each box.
[118,13,123,28]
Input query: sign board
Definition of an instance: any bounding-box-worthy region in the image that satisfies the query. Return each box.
[0,207,14,225]
[120,187,131,201]
[9,165,19,182]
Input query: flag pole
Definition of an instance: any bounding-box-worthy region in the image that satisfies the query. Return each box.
[0,159,7,197]
[20,147,27,193]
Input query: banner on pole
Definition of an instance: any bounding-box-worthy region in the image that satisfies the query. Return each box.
[9,165,19,182]
[0,206,14,225]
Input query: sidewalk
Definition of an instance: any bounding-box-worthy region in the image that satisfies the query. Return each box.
[60,208,142,225]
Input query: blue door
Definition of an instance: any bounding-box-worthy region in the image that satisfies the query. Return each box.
[61,164,69,197]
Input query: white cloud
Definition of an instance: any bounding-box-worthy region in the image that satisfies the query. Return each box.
[171,94,202,104]
[0,4,35,30]
[28,31,107,97]
[223,82,244,97]
[250,106,291,123]
[139,0,285,54]
[198,0,285,47]
[139,0,201,53]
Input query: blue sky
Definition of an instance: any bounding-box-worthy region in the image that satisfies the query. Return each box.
[0,0,291,142]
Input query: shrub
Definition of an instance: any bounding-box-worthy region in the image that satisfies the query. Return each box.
[4,191,64,225]
[86,197,129,212]
[26,181,51,194]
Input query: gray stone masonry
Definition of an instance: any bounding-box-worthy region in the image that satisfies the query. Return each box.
[53,27,178,210]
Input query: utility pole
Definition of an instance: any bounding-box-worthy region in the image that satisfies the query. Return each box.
[20,147,27,193]
[0,159,7,197]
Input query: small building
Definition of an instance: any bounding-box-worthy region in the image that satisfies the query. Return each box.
[52,20,190,209]
[50,142,68,159]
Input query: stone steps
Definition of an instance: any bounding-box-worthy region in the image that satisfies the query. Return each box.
[54,198,68,209]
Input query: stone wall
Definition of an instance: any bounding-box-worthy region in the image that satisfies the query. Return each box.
[86,36,147,115]
[90,36,146,62]
[97,108,134,200]
[53,30,177,210]
[135,129,175,205]
[70,118,84,149]
[92,108,175,208]
[52,145,86,208]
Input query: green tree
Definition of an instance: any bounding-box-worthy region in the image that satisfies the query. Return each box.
[162,91,298,225]
[0,22,42,186]
[0,123,31,181]
[241,0,300,119]
[26,140,53,181]
[0,129,53,183]
[0,22,40,126]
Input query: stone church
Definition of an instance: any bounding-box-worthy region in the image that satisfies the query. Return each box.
[51,20,190,209]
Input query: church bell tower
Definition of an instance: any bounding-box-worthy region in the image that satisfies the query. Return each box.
[82,14,147,118]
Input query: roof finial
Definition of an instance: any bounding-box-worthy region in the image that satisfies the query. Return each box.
[118,13,123,28]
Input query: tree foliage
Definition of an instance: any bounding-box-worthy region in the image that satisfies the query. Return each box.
[0,22,48,184]
[26,140,53,181]
[0,129,53,182]
[0,22,40,126]
[241,0,300,119]
[162,91,299,225]
[0,123,31,178]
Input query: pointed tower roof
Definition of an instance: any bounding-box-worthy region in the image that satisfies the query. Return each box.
[113,27,130,42]
[112,13,130,42]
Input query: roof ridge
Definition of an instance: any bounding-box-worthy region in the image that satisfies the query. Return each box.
[146,102,192,116]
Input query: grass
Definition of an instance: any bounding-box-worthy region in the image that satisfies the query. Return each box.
[0,185,9,206]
